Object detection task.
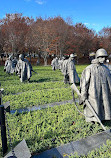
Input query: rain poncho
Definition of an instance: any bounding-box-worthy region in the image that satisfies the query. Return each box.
[80,59,111,122]
[58,58,63,70]
[67,58,80,84]
[61,59,68,75]
[51,57,59,70]
[105,63,111,74]
[12,57,18,73]
[61,59,69,84]
[16,56,32,82]
[4,55,15,74]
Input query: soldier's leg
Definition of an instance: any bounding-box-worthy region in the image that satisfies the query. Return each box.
[64,74,69,84]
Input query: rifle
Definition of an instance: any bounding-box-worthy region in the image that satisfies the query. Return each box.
[71,83,106,130]
[31,69,38,74]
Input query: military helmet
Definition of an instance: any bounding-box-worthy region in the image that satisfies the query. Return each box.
[89,52,95,57]
[70,54,75,58]
[95,48,108,58]
[62,56,65,60]
[19,54,24,60]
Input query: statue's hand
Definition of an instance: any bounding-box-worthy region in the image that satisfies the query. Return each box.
[79,96,86,105]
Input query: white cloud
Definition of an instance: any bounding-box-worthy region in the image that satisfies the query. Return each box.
[84,22,100,28]
[84,22,99,27]
[35,0,46,5]
[84,23,90,26]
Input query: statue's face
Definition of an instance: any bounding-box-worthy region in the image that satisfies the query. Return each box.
[98,56,106,64]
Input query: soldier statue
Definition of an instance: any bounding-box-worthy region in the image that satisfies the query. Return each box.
[12,56,18,73]
[61,56,69,84]
[16,54,32,82]
[67,54,80,84]
[51,57,59,71]
[89,52,95,63]
[79,48,111,122]
[4,54,15,74]
[105,55,111,74]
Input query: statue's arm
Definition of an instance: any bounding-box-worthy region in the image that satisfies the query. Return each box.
[79,68,91,104]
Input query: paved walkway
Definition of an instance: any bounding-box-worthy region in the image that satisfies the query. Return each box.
[10,99,78,114]
[31,129,111,158]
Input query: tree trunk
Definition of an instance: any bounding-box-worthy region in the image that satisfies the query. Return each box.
[44,57,47,66]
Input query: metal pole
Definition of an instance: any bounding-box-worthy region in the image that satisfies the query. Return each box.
[0,105,8,155]
[0,91,2,105]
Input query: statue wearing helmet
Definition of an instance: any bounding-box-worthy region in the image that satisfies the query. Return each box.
[89,52,95,63]
[70,54,75,58]
[66,54,80,84]
[105,53,111,74]
[95,48,108,58]
[51,57,59,71]
[4,54,15,74]
[19,54,24,60]
[16,54,32,82]
[79,48,111,122]
[94,48,108,64]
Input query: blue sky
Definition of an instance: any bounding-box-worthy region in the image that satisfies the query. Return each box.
[0,0,111,33]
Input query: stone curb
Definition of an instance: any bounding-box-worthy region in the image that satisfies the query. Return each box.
[32,129,111,158]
